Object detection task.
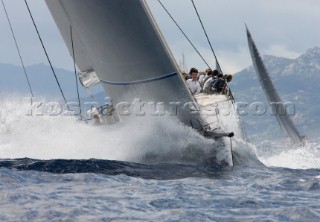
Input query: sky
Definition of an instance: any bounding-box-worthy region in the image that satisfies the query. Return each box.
[0,0,320,73]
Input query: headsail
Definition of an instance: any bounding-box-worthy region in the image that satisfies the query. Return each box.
[45,0,206,129]
[246,27,304,144]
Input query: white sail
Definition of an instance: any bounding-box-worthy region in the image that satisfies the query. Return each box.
[45,0,205,129]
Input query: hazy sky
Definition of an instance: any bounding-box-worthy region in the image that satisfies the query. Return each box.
[0,0,319,73]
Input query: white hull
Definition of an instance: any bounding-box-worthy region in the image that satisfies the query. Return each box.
[195,93,245,141]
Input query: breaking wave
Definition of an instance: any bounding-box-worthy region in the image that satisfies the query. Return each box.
[3,94,317,170]
[259,138,320,169]
[0,94,233,165]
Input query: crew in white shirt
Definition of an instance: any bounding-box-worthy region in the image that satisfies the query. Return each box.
[198,72,206,86]
[198,68,212,86]
[186,71,201,95]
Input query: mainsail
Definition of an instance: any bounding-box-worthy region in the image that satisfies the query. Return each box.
[246,28,304,144]
[45,0,205,129]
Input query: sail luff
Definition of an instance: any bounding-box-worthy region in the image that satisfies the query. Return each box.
[141,0,197,103]
[246,28,304,144]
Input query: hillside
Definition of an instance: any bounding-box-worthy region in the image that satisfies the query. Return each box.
[1,47,319,141]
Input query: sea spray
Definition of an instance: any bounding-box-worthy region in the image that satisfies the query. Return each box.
[0,94,235,165]
[260,138,320,169]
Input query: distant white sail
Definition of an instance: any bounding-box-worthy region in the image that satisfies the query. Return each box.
[246,28,304,144]
[45,0,205,129]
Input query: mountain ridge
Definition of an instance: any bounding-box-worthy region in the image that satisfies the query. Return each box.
[1,47,319,140]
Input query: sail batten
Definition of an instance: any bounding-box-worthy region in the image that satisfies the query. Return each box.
[246,28,304,144]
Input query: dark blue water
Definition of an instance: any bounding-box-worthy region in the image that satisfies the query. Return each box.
[0,158,319,221]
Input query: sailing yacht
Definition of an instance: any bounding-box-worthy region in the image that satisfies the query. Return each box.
[45,0,246,165]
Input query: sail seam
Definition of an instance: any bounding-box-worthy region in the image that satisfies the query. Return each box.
[100,72,177,86]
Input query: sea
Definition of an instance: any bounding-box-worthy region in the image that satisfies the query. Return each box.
[0,95,319,221]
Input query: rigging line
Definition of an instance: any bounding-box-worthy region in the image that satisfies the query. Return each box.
[190,0,223,74]
[70,26,83,120]
[157,0,211,69]
[23,0,70,110]
[1,0,34,102]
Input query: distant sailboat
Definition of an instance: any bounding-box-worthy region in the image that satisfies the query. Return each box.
[246,27,304,145]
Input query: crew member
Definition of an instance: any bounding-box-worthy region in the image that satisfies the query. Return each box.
[186,69,201,95]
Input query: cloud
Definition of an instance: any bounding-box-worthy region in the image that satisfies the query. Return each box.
[148,0,320,72]
[264,45,300,59]
[0,0,320,71]
[217,47,252,74]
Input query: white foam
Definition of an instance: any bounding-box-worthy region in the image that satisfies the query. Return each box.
[259,139,320,169]
[0,94,231,164]
[3,95,317,169]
